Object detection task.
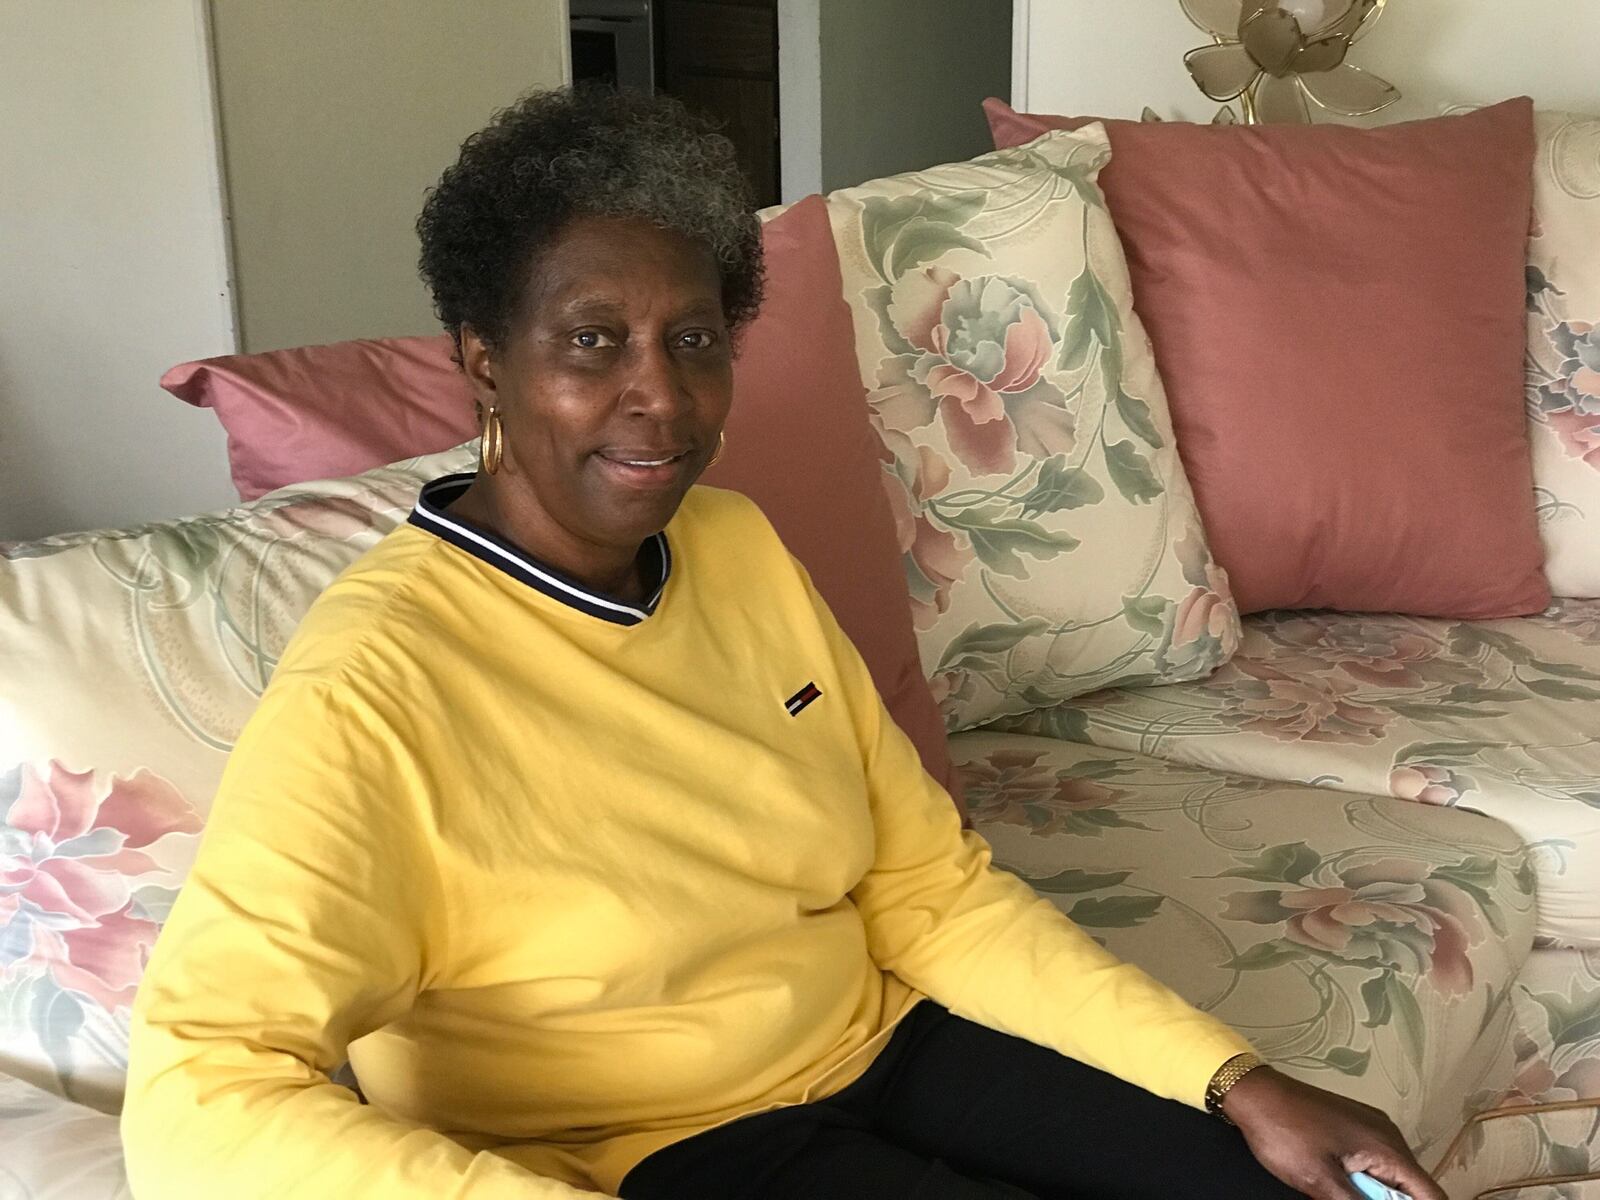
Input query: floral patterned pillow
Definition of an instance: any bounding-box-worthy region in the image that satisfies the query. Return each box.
[1525,110,1600,598]
[824,126,1240,731]
[0,444,476,1108]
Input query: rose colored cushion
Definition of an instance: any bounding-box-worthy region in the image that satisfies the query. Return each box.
[703,195,961,811]
[161,335,477,502]
[984,97,1549,618]
[161,197,961,811]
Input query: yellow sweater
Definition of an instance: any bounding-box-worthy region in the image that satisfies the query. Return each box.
[122,477,1252,1199]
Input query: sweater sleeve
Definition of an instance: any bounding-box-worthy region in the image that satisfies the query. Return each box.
[121,681,603,1199]
[815,586,1255,1110]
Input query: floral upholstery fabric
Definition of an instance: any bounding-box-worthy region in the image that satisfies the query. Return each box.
[953,730,1537,1164]
[1527,111,1600,599]
[998,602,1600,949]
[0,444,477,1106]
[1419,945,1600,1197]
[824,126,1240,732]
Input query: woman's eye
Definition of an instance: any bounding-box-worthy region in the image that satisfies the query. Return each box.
[572,330,615,349]
[678,330,717,350]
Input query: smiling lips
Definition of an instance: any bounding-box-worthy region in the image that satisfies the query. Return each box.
[594,447,693,488]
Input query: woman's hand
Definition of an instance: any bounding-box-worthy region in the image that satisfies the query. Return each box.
[1221,1067,1446,1200]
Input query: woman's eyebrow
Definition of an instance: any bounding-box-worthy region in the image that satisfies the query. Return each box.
[550,295,725,321]
[552,295,625,318]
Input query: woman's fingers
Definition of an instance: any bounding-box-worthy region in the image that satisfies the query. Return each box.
[1351,1157,1446,1200]
[1305,1159,1368,1199]
[1224,1069,1448,1200]
[1342,1144,1447,1200]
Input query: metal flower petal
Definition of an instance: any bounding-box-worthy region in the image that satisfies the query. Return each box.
[1180,0,1248,39]
[1292,31,1351,74]
[1345,0,1389,43]
[1299,62,1400,116]
[1256,71,1312,123]
[1241,7,1304,75]
[1185,42,1262,101]
[1282,0,1356,35]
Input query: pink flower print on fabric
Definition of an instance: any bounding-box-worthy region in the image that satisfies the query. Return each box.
[1211,658,1393,744]
[1161,562,1242,675]
[962,749,1133,838]
[1389,764,1471,808]
[878,433,968,630]
[2,761,202,1010]
[1223,857,1481,997]
[1270,618,1448,689]
[1533,318,1600,468]
[880,267,1074,476]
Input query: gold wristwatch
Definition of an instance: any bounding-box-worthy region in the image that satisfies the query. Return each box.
[1205,1052,1267,1123]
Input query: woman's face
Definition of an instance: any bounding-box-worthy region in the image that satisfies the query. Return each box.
[461,215,734,577]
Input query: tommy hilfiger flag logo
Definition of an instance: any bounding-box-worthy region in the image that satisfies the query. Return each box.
[784,682,822,717]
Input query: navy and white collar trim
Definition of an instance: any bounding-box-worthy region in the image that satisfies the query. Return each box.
[408,473,670,627]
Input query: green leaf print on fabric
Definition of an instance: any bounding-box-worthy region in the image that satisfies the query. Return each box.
[859,192,989,285]
[1030,867,1134,894]
[1066,894,1164,928]
[1017,456,1104,517]
[1529,984,1600,1051]
[1104,440,1164,504]
[1057,265,1119,372]
[1113,380,1166,450]
[1228,942,1305,971]
[948,510,1080,578]
[1320,1047,1372,1077]
[1122,595,1171,638]
[130,523,225,609]
[937,618,1052,676]
[1524,677,1600,700]
[1216,842,1323,885]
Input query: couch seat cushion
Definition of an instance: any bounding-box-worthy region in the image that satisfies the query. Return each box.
[954,731,1536,1160]
[997,602,1600,948]
[0,1071,128,1197]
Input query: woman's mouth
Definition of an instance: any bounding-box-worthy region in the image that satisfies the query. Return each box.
[593,448,692,488]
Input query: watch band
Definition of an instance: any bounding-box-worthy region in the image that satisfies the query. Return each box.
[1205,1052,1267,1123]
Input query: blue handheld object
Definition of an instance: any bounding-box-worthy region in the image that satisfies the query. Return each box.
[1350,1172,1411,1200]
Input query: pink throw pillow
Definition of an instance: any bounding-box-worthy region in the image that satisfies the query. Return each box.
[163,197,961,812]
[984,98,1548,618]
[703,196,962,813]
[162,335,476,502]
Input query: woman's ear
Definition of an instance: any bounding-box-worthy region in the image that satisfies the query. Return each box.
[459,326,498,408]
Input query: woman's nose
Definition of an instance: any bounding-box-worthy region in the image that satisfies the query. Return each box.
[620,343,690,415]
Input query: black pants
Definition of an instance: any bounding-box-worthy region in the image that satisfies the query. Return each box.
[619,1002,1304,1200]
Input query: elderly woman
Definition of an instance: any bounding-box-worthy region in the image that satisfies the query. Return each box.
[122,89,1442,1200]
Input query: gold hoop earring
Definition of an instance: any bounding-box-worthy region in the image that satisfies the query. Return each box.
[708,431,725,466]
[480,405,504,475]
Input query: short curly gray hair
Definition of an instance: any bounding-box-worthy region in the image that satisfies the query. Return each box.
[417,87,765,356]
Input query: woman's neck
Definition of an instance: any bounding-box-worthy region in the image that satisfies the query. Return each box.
[445,477,649,603]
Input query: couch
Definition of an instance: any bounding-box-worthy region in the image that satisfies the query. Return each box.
[3,107,1598,1200]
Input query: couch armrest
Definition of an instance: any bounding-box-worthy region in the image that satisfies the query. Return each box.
[0,1071,130,1198]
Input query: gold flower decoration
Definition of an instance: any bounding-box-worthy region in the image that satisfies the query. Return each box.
[1181,0,1400,124]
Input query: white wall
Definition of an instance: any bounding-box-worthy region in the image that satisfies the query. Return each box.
[0,0,238,543]
[209,0,571,353]
[1015,0,1600,123]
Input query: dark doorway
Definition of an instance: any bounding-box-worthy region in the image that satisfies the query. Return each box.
[655,1,780,207]
[569,0,781,209]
